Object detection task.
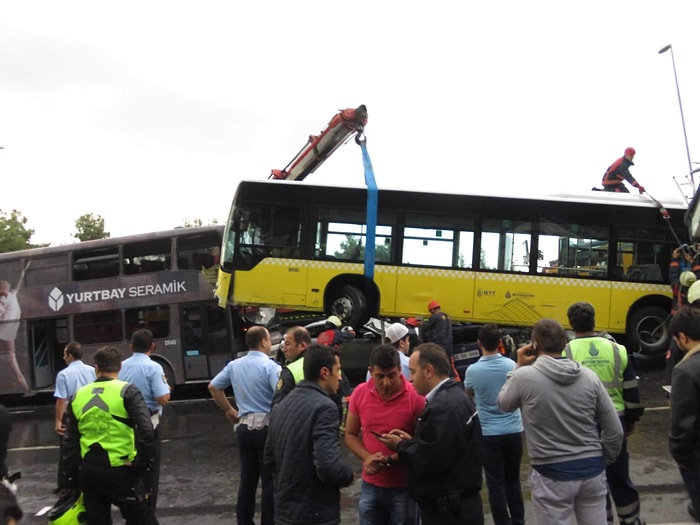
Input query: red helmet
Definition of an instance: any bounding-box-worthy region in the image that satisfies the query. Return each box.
[406,317,420,327]
[428,300,440,311]
[624,147,636,157]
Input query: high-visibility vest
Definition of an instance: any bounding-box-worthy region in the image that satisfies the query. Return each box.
[287,356,305,385]
[71,379,137,467]
[564,337,626,414]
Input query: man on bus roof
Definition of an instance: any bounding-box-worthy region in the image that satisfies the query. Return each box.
[601,148,645,194]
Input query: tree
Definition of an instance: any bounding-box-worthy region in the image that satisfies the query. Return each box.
[334,235,391,262]
[181,217,219,228]
[74,213,110,241]
[0,209,37,253]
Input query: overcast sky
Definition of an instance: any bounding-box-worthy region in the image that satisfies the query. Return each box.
[1,1,699,245]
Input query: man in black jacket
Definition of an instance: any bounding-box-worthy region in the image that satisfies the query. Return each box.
[264,344,355,525]
[668,306,700,519]
[380,343,483,525]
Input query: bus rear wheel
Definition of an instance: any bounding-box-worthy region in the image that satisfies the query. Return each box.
[329,285,367,330]
[154,359,176,393]
[627,306,670,358]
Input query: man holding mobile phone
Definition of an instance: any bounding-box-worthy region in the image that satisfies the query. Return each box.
[498,318,623,525]
[379,343,483,525]
[345,345,424,525]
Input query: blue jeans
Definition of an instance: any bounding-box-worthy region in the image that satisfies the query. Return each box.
[358,480,413,525]
[679,466,700,522]
[236,425,273,525]
[481,432,525,525]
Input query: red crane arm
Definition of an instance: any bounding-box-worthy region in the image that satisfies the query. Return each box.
[270,105,367,181]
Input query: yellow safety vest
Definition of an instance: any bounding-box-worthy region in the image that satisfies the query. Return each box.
[287,356,305,385]
[71,379,137,467]
[564,337,626,415]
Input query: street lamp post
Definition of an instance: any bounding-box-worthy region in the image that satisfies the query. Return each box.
[658,44,694,188]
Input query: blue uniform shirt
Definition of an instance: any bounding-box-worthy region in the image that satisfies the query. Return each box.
[54,360,96,400]
[210,351,280,416]
[465,354,523,436]
[119,353,170,414]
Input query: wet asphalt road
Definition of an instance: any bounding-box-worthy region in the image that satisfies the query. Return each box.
[4,358,697,524]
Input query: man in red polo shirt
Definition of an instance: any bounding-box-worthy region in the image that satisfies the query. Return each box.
[345,344,425,525]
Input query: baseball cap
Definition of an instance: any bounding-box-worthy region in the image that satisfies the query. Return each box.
[385,323,409,344]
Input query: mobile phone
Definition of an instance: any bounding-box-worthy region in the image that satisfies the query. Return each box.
[369,430,383,438]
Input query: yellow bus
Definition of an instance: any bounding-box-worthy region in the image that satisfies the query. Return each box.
[216,179,687,358]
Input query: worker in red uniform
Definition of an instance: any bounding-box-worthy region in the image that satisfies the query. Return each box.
[601,148,645,194]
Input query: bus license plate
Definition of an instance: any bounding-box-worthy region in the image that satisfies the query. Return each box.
[453,349,480,362]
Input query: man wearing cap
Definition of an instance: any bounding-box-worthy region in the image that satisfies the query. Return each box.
[346,345,425,525]
[601,148,645,194]
[423,301,458,378]
[366,323,412,381]
[317,315,354,422]
[272,326,311,406]
[317,315,356,347]
[422,301,453,358]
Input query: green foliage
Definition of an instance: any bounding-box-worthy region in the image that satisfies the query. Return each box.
[182,217,219,227]
[74,213,110,241]
[334,235,391,262]
[0,209,37,253]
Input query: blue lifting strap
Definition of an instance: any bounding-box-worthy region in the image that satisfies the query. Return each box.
[358,135,377,280]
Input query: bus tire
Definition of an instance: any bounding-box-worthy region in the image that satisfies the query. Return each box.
[154,359,176,393]
[627,306,670,358]
[329,285,367,329]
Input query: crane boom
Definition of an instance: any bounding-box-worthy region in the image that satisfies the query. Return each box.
[269,105,367,181]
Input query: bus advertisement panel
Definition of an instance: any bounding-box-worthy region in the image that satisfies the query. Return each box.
[0,226,245,397]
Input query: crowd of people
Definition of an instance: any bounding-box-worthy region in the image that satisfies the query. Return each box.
[2,290,700,525]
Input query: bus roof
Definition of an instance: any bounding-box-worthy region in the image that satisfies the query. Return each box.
[236,179,688,212]
[0,224,224,261]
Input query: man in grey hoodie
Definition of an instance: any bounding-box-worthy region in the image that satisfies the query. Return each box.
[498,318,623,525]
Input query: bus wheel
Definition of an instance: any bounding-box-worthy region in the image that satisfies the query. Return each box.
[329,285,367,329]
[627,306,670,358]
[155,360,176,393]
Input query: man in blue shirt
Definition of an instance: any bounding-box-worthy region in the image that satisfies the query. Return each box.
[119,329,171,510]
[54,341,95,436]
[209,325,281,525]
[465,325,524,525]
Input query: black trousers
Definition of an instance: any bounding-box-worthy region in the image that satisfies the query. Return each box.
[420,492,484,525]
[236,425,273,525]
[606,433,642,525]
[144,424,162,509]
[79,463,159,525]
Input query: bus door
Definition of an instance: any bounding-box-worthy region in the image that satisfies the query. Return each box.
[28,317,68,389]
[180,303,233,380]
